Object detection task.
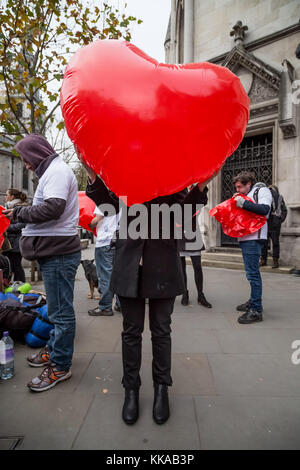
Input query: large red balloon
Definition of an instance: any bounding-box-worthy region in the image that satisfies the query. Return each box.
[61,40,249,206]
[0,206,10,249]
[209,195,267,238]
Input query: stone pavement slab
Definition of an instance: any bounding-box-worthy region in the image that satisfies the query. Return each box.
[207,353,300,397]
[194,396,300,450]
[0,390,94,450]
[214,328,300,354]
[72,393,201,450]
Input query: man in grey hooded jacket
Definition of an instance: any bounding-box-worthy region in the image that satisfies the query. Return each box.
[4,134,81,392]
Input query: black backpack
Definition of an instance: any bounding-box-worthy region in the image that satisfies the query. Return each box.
[269,188,287,227]
[0,295,46,342]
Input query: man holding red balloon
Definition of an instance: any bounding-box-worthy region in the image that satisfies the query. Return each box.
[233,171,272,324]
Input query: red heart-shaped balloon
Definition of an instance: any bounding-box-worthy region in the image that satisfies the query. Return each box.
[78,191,96,235]
[0,206,10,243]
[61,40,249,206]
[209,195,266,238]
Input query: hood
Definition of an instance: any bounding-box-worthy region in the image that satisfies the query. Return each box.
[14,134,57,177]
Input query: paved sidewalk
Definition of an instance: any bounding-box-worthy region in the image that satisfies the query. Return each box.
[1,245,300,450]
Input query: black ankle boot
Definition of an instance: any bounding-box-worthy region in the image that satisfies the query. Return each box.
[198,293,212,308]
[122,389,139,425]
[181,290,189,306]
[153,384,170,425]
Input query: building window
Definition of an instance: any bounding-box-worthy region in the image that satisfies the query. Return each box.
[22,166,29,190]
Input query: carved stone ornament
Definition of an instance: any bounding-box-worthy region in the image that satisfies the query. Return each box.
[222,46,281,92]
[249,75,278,104]
[280,123,297,138]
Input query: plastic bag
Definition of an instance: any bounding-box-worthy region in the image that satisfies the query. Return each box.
[61,40,250,206]
[209,195,266,238]
[78,192,96,234]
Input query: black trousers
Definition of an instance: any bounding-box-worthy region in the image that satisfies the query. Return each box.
[119,295,175,390]
[181,255,203,296]
[4,251,25,282]
[261,229,280,260]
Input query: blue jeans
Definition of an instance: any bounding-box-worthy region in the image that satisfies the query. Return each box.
[39,251,81,371]
[95,245,119,310]
[239,240,263,312]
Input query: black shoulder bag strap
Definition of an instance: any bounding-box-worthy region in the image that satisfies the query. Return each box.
[253,188,261,240]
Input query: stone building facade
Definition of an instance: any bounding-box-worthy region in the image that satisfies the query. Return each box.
[165,0,300,268]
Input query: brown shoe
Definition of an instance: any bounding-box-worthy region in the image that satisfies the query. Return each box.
[27,346,52,368]
[27,366,72,392]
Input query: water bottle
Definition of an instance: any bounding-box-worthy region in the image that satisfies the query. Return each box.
[0,331,14,380]
[0,338,4,378]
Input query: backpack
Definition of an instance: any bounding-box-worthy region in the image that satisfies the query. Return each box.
[269,188,287,227]
[252,183,267,204]
[0,293,46,342]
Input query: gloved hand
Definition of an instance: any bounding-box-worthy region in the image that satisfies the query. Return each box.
[234,195,245,208]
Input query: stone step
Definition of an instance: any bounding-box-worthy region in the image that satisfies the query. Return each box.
[201,259,244,270]
[202,252,243,263]
[198,258,294,274]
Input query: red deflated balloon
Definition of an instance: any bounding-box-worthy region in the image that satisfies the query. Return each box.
[78,192,96,235]
[209,195,267,238]
[61,40,250,206]
[0,206,10,249]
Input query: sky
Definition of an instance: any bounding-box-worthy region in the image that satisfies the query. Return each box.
[56,0,172,152]
[112,0,171,63]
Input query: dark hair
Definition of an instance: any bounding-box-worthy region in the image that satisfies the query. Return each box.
[233,171,256,186]
[7,188,27,202]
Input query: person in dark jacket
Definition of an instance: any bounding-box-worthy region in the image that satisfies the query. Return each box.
[3,134,81,392]
[77,148,217,425]
[179,185,212,308]
[3,188,28,282]
[260,185,287,269]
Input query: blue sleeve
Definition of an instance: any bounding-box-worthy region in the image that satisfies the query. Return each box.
[243,200,270,216]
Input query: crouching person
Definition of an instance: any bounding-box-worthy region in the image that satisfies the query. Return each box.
[4,134,81,391]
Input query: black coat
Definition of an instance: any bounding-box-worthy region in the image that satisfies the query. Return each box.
[86,177,208,299]
[178,186,208,254]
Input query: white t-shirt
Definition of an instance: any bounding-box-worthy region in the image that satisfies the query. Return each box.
[238,184,273,242]
[94,206,120,248]
[22,156,79,237]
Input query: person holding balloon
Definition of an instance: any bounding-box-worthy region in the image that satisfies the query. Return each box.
[233,171,272,324]
[76,148,216,425]
[60,38,249,425]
